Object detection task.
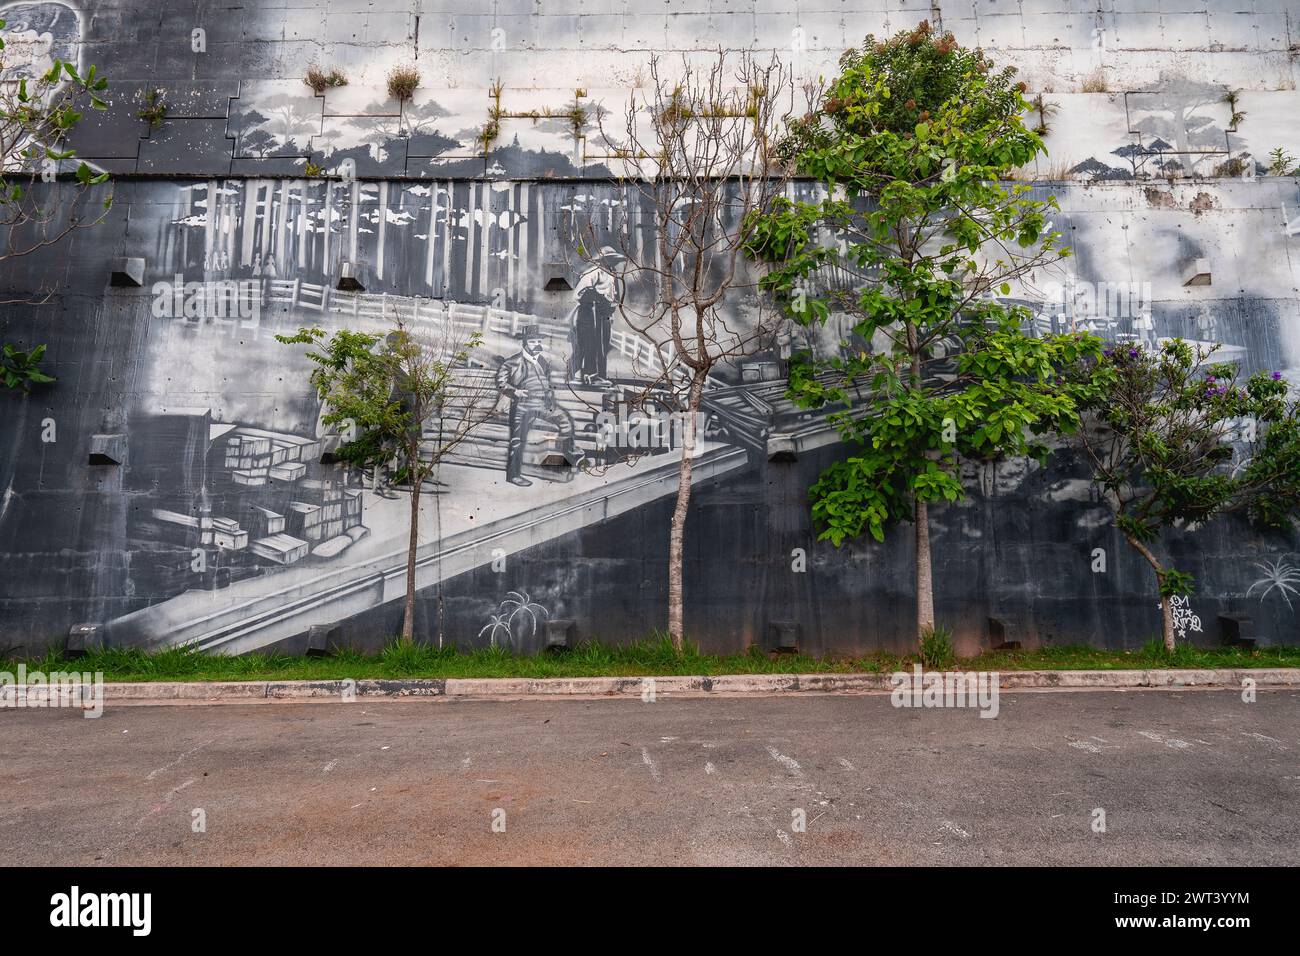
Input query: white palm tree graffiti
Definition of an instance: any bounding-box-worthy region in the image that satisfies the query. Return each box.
[477,613,512,647]
[1246,556,1300,610]
[502,590,546,633]
[477,591,549,647]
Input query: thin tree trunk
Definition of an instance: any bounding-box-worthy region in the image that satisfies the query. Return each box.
[906,321,934,644]
[667,373,706,650]
[1159,593,1176,652]
[1123,532,1176,651]
[402,476,420,643]
[433,463,444,650]
[915,497,935,639]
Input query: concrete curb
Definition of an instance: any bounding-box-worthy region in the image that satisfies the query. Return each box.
[6,668,1296,704]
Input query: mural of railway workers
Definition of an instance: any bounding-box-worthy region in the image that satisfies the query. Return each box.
[4,168,1295,659]
[496,324,578,487]
[568,248,624,387]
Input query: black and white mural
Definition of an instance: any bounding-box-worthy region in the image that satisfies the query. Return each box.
[4,171,1297,655]
[87,176,825,654]
[1,0,1299,654]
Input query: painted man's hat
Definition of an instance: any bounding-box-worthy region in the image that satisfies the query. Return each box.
[517,323,544,340]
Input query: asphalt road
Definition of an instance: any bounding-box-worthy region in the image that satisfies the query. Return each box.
[2,688,1297,865]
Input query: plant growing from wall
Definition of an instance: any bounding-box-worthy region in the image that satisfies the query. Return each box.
[1267,147,1298,176]
[479,78,505,152]
[277,317,497,643]
[136,87,167,128]
[480,115,500,151]
[1030,92,1058,136]
[1222,89,1245,130]
[1,342,54,391]
[387,65,420,102]
[572,50,796,650]
[488,87,595,158]
[304,65,347,95]
[1079,68,1108,93]
[0,24,112,279]
[1212,156,1249,178]
[564,96,589,137]
[746,21,1103,647]
[1066,340,1300,650]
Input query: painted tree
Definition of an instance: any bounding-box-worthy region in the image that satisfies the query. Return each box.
[1068,339,1300,650]
[277,316,497,643]
[239,127,280,161]
[746,22,1102,645]
[249,93,318,152]
[1126,75,1228,177]
[572,50,796,649]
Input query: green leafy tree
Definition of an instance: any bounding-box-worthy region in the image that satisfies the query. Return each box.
[1069,340,1300,650]
[747,22,1101,644]
[278,318,496,643]
[0,24,112,388]
[0,27,112,271]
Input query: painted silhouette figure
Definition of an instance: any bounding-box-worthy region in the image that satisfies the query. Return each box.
[568,247,624,386]
[496,325,576,487]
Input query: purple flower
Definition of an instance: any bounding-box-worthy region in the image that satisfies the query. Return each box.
[1129,348,1139,358]
[1103,348,1113,357]
[1272,371,1283,381]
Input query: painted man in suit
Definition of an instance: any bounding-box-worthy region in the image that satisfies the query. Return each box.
[496,325,576,487]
